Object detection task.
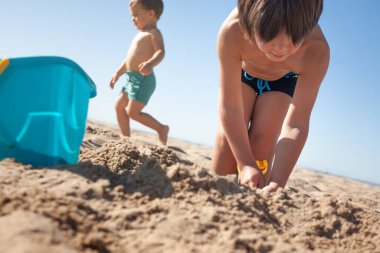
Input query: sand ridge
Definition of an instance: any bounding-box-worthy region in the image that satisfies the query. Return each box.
[0,121,379,253]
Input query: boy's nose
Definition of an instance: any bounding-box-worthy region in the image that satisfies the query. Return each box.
[271,42,289,55]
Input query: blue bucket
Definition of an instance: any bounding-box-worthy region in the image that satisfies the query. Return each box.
[0,56,97,166]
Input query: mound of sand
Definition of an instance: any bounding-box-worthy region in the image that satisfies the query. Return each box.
[0,121,379,253]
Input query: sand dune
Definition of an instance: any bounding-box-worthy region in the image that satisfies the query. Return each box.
[0,121,379,253]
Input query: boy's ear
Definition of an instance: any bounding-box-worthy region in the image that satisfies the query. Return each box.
[148,9,156,18]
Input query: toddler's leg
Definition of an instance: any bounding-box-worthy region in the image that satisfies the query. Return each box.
[127,99,169,145]
[115,92,131,136]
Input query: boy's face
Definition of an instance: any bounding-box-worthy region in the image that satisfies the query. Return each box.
[129,2,156,30]
[254,31,303,62]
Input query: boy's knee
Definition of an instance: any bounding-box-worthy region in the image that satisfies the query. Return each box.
[115,100,126,112]
[211,160,237,176]
[249,131,279,153]
[211,129,237,176]
[250,132,269,145]
[126,108,139,120]
[214,129,229,148]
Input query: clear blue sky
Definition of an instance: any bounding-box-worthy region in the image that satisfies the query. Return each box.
[2,1,380,185]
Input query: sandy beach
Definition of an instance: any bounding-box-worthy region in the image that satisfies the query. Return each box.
[0,120,379,253]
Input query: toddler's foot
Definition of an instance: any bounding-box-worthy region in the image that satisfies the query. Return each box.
[158,125,169,145]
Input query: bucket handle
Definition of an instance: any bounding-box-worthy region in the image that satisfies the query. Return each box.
[0,58,10,75]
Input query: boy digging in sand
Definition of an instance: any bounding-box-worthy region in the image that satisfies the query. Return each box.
[211,0,329,191]
[110,0,169,145]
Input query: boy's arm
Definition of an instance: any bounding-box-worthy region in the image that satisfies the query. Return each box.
[266,41,330,190]
[217,22,262,187]
[110,60,127,89]
[138,29,165,75]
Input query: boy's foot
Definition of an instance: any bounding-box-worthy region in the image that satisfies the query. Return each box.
[158,125,169,145]
[262,182,281,192]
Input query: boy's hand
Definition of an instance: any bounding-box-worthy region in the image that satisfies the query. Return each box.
[109,73,119,89]
[138,61,153,76]
[239,166,264,188]
[262,182,280,192]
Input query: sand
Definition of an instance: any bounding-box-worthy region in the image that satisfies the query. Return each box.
[1,120,379,253]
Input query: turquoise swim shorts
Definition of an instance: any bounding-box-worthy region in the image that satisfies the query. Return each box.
[122,71,156,105]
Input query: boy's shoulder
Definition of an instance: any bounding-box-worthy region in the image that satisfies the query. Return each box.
[218,9,245,46]
[296,26,329,77]
[302,26,330,63]
[220,8,241,34]
[305,26,328,48]
[145,27,162,36]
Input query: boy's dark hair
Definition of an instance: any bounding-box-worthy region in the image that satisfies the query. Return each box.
[130,0,164,19]
[238,0,323,44]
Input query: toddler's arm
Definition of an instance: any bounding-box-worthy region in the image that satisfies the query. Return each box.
[138,29,165,75]
[110,60,127,89]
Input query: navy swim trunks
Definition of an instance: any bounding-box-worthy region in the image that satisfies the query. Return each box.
[241,69,298,97]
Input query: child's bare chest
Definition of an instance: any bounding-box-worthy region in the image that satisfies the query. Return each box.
[130,33,153,52]
[241,42,302,80]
